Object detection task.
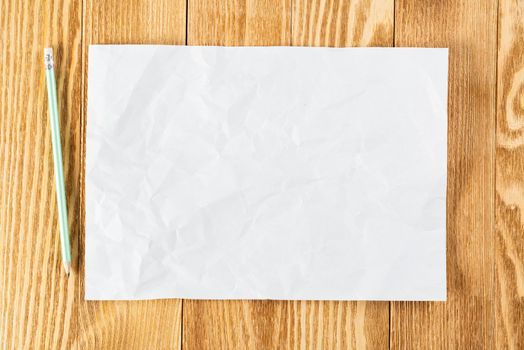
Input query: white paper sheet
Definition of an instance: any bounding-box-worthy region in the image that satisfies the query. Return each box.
[86,45,448,301]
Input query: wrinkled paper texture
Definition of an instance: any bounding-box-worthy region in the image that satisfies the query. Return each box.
[86,45,448,300]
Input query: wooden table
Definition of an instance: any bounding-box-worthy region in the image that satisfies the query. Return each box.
[1,0,523,348]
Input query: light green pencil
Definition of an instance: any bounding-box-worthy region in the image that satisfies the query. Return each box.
[44,48,72,277]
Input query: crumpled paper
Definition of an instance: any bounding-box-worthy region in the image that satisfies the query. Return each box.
[86,45,448,300]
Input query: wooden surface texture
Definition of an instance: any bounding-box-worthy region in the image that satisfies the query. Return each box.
[392,1,498,349]
[0,0,522,348]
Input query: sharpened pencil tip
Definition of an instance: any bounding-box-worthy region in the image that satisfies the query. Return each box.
[64,262,71,277]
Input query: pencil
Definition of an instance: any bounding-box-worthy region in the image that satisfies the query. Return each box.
[44,48,72,277]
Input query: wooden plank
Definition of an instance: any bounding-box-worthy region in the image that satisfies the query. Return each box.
[391,1,497,348]
[185,300,388,349]
[78,1,186,348]
[187,0,291,45]
[292,0,393,47]
[291,0,393,349]
[495,0,524,348]
[184,1,391,349]
[0,0,81,348]
[184,0,291,348]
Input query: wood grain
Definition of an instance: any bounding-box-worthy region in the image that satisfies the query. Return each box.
[291,0,393,349]
[292,0,393,47]
[184,300,387,349]
[77,1,186,348]
[0,0,81,348]
[185,0,291,348]
[496,0,524,348]
[184,1,391,349]
[187,0,291,45]
[391,0,498,348]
